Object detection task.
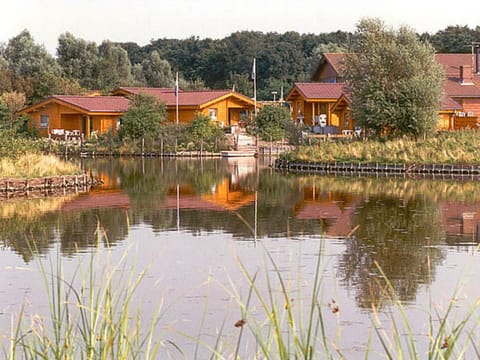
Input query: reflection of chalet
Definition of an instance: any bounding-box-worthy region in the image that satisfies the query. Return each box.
[440,202,480,241]
[293,187,358,237]
[61,190,130,212]
[161,178,255,212]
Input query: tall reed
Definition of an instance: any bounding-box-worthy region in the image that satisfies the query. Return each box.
[4,227,172,360]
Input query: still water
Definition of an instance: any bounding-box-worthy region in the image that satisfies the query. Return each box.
[1,157,479,358]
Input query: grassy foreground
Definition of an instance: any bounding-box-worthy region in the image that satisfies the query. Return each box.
[0,153,80,179]
[5,238,480,359]
[283,130,480,164]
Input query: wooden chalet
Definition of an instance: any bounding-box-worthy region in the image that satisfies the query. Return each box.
[285,82,354,134]
[302,51,480,132]
[20,95,130,139]
[112,87,257,128]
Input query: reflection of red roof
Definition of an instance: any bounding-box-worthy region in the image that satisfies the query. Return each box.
[440,202,480,235]
[61,191,130,211]
[157,195,253,212]
[295,202,357,237]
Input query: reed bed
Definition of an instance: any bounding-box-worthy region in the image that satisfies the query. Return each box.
[285,130,480,165]
[0,153,80,179]
[3,234,480,359]
[4,232,171,360]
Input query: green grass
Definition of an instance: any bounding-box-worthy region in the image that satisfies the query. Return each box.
[0,153,81,179]
[283,130,480,165]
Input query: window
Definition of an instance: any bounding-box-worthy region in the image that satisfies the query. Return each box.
[40,115,49,128]
[208,109,217,120]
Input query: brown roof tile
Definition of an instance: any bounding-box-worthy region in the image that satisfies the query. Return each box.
[117,87,254,107]
[293,82,346,99]
[53,95,130,113]
[323,53,346,75]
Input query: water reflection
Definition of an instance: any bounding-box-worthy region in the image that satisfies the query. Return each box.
[1,158,480,309]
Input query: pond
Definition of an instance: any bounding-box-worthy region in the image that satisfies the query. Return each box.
[0,156,479,358]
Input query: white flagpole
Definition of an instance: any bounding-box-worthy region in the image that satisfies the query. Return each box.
[252,58,257,117]
[175,72,179,125]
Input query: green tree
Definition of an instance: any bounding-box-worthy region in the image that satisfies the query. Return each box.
[0,91,26,130]
[97,40,133,91]
[2,29,62,102]
[142,50,174,87]
[56,32,99,89]
[187,112,225,151]
[118,94,166,140]
[344,18,444,138]
[428,25,478,53]
[256,104,291,141]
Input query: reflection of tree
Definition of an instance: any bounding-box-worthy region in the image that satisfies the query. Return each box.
[58,209,130,255]
[337,196,445,309]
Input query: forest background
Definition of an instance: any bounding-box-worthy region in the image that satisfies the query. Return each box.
[1,24,480,108]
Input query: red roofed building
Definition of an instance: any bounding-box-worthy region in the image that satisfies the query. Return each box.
[304,50,480,131]
[285,82,353,132]
[20,87,257,139]
[112,87,257,127]
[20,95,130,139]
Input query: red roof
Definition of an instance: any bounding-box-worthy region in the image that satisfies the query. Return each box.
[323,53,346,76]
[435,54,476,77]
[435,54,480,98]
[53,95,130,113]
[441,95,462,111]
[291,82,346,100]
[116,87,254,107]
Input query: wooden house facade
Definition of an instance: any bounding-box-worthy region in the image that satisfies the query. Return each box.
[285,82,354,133]
[19,96,130,139]
[302,51,480,132]
[112,87,257,128]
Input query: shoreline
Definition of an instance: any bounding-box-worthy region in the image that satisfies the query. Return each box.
[0,174,103,200]
[274,158,480,177]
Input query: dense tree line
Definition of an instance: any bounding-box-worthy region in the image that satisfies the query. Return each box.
[1,25,480,111]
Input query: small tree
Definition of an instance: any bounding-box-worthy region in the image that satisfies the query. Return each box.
[256,104,291,141]
[118,94,166,140]
[188,113,225,151]
[344,18,444,139]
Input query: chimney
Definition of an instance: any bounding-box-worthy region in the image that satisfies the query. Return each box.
[460,65,473,84]
[476,46,480,74]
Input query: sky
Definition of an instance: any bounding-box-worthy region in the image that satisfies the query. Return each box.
[2,0,480,56]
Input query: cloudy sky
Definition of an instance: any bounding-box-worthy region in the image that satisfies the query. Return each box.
[2,0,479,55]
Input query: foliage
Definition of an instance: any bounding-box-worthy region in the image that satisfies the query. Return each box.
[256,104,291,141]
[142,50,174,87]
[0,153,80,178]
[1,29,62,103]
[427,25,480,53]
[0,91,26,130]
[0,24,478,106]
[282,129,480,164]
[56,32,100,89]
[0,129,41,158]
[97,40,133,91]
[187,112,226,151]
[117,93,166,140]
[8,241,165,359]
[344,18,444,138]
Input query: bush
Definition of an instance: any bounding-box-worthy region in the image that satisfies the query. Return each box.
[256,105,291,141]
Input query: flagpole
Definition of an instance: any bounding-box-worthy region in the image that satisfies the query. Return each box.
[175,72,179,125]
[253,58,257,117]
